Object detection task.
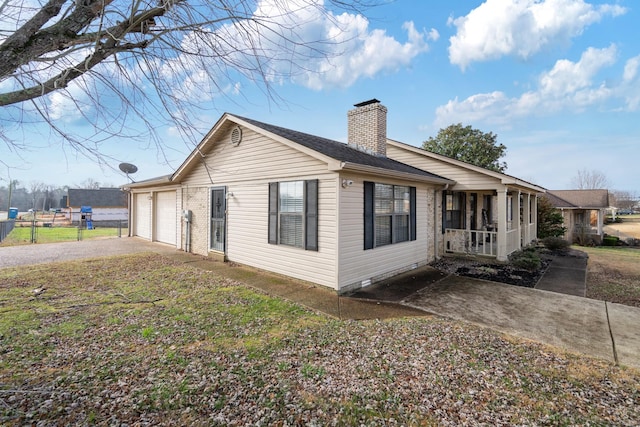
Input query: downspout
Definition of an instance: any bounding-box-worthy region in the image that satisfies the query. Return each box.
[185,218,191,253]
[127,189,133,237]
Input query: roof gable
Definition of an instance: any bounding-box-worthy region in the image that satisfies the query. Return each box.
[172,113,453,184]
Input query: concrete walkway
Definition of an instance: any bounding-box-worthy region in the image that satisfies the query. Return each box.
[534,251,588,297]
[347,251,640,370]
[1,238,639,370]
[402,274,640,370]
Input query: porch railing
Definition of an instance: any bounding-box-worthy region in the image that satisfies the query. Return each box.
[444,229,497,257]
[506,229,519,253]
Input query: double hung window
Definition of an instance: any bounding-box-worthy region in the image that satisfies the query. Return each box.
[268,180,318,251]
[443,191,466,230]
[364,182,416,249]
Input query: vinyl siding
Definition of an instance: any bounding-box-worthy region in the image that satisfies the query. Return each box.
[181,126,339,289]
[387,144,499,190]
[337,175,438,291]
[69,207,127,223]
[183,127,331,186]
[225,179,337,288]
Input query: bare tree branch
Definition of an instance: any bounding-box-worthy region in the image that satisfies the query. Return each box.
[571,169,610,190]
[0,0,377,165]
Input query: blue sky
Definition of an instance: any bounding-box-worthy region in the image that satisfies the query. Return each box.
[2,0,638,193]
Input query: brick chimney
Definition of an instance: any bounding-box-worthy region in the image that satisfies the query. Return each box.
[347,99,387,157]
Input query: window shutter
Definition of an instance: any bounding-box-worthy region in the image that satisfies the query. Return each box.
[410,186,417,241]
[441,190,447,234]
[461,192,467,229]
[364,181,374,250]
[305,179,319,251]
[268,182,278,244]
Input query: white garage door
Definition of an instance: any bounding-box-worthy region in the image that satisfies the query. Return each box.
[154,191,177,245]
[134,193,151,240]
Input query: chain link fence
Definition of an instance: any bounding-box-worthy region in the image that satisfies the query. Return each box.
[0,219,128,245]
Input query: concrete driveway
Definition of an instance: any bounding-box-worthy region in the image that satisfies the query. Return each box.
[402,275,640,370]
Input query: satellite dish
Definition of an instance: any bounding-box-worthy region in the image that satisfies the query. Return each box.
[119,162,138,182]
[119,163,138,174]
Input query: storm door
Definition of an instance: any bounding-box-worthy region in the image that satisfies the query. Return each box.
[210,187,226,253]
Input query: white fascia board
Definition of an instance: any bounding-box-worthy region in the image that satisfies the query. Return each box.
[338,162,455,185]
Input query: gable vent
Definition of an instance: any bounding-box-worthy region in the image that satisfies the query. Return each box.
[230,126,242,146]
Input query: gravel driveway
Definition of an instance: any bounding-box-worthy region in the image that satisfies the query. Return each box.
[0,237,176,269]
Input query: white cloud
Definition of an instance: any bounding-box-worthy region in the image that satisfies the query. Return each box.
[301,20,431,90]
[435,45,633,127]
[622,55,640,110]
[448,0,627,70]
[623,56,640,82]
[539,45,617,96]
[48,83,91,121]
[166,0,433,94]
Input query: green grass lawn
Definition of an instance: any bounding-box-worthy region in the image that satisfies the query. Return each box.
[0,226,125,246]
[1,253,638,425]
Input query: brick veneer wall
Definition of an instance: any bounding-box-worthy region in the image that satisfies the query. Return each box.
[183,186,209,256]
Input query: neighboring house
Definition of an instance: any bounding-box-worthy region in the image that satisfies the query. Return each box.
[544,189,610,244]
[124,100,544,293]
[66,188,128,226]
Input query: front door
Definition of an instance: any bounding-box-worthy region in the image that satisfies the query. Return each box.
[210,187,226,253]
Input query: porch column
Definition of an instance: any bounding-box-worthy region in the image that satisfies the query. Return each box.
[516,190,522,251]
[533,194,538,241]
[522,192,530,245]
[597,209,604,236]
[497,188,508,261]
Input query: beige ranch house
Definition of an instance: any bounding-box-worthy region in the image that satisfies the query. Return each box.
[125,100,544,294]
[544,189,610,245]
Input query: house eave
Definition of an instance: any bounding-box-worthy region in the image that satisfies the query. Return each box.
[121,175,174,191]
[387,139,545,192]
[499,178,546,193]
[337,162,455,185]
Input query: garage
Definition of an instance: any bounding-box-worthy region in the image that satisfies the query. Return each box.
[154,191,177,245]
[133,193,151,240]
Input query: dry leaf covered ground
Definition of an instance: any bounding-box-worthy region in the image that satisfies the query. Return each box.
[1,253,639,426]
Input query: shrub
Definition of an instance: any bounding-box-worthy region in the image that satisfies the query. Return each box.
[537,197,567,238]
[509,249,542,271]
[542,237,570,251]
[603,236,619,246]
[625,238,640,247]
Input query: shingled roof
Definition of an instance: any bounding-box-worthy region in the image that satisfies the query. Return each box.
[546,189,609,209]
[67,188,127,208]
[235,115,451,182]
